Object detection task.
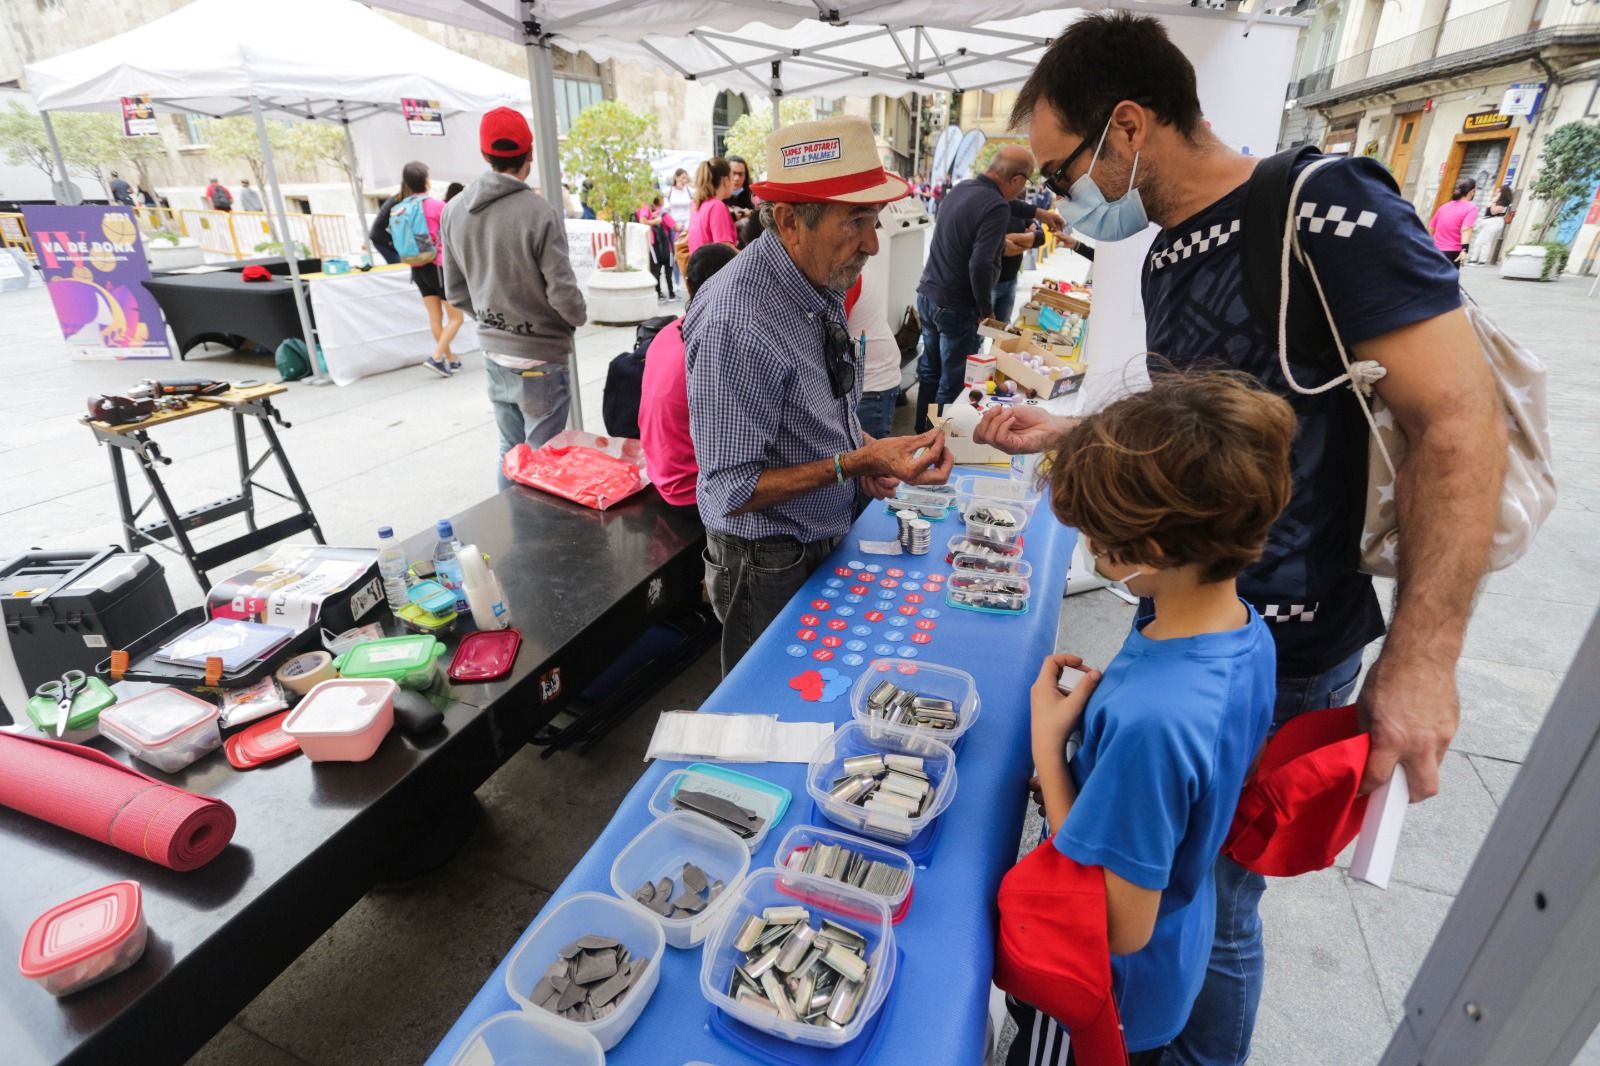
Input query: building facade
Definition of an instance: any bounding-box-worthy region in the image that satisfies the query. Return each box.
[1289,0,1600,270]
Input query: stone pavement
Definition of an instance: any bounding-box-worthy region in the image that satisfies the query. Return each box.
[2,261,1596,1064]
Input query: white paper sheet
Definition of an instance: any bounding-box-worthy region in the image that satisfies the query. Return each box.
[646,711,833,764]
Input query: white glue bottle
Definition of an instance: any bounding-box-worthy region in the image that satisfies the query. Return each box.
[457,544,510,630]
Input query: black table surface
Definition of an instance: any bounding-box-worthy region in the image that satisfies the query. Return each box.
[0,485,705,1066]
[142,272,308,359]
[150,256,321,279]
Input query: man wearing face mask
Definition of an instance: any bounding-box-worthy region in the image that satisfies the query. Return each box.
[686,118,954,674]
[914,146,1065,431]
[977,13,1505,1066]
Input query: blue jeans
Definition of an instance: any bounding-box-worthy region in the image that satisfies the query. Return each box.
[856,388,897,440]
[487,360,570,490]
[1166,648,1366,1066]
[915,294,981,432]
[992,277,1019,326]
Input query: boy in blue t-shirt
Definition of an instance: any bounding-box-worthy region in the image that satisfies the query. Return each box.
[1007,372,1296,1065]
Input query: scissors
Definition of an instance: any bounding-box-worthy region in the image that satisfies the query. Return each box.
[35,670,88,738]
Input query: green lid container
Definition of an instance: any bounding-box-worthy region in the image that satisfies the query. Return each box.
[26,676,118,733]
[333,634,445,689]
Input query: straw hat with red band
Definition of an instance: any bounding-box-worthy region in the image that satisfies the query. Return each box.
[1224,705,1372,877]
[994,837,1130,1066]
[749,117,912,205]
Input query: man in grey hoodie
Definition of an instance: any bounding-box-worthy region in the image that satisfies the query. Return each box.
[442,107,587,487]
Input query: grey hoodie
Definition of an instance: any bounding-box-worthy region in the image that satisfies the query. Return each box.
[441,171,587,363]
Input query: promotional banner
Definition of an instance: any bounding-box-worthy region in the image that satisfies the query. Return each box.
[121,94,159,136]
[401,98,445,136]
[20,205,171,360]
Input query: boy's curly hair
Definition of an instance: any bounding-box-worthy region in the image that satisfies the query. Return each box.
[1046,371,1296,583]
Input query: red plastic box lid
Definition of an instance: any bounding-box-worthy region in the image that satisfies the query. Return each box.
[225,710,301,770]
[19,881,143,977]
[448,628,522,682]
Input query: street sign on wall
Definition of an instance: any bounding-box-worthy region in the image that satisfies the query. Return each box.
[1463,110,1512,133]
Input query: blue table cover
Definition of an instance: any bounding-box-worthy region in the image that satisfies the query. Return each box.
[428,471,1076,1065]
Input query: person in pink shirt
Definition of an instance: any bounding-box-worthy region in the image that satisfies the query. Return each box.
[687,158,737,253]
[396,161,465,375]
[638,195,678,301]
[639,243,739,508]
[1429,179,1479,271]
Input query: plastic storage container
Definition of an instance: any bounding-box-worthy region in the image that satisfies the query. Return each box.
[505,892,664,1051]
[882,486,955,520]
[951,553,1033,580]
[18,880,147,996]
[609,811,750,948]
[98,687,221,772]
[449,1011,603,1066]
[24,675,117,739]
[946,570,1031,615]
[849,658,982,744]
[963,500,1030,546]
[699,866,897,1048]
[806,721,958,846]
[945,532,1024,565]
[333,634,445,690]
[953,474,1043,517]
[775,824,915,923]
[282,678,397,762]
[647,763,792,853]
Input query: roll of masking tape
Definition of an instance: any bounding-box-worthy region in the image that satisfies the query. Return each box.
[276,650,336,695]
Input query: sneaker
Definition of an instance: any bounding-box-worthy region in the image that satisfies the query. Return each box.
[448,358,462,371]
[423,357,452,378]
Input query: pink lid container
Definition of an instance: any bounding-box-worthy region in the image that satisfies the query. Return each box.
[19,880,148,996]
[282,678,397,763]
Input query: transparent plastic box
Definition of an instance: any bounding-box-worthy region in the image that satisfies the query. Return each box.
[609,812,750,948]
[699,866,897,1048]
[848,658,981,744]
[946,571,1032,615]
[945,532,1024,565]
[953,474,1043,518]
[449,1010,603,1066]
[951,553,1034,580]
[504,892,663,1051]
[805,721,957,846]
[18,880,147,997]
[98,687,221,773]
[882,486,954,521]
[775,824,915,923]
[646,763,791,852]
[282,678,397,763]
[963,500,1031,546]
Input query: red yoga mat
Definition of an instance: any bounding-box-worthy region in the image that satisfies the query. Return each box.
[0,732,236,872]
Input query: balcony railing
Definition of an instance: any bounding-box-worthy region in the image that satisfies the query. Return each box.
[1299,0,1525,94]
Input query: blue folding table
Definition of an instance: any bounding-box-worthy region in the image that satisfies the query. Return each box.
[428,471,1077,1065]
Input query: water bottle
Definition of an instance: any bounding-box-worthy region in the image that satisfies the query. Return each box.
[377,527,410,614]
[433,519,468,611]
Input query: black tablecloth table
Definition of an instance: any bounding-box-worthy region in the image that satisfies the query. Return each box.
[142,272,311,359]
[150,256,321,279]
[0,485,705,1066]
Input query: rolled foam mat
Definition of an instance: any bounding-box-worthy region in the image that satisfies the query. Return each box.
[0,731,236,871]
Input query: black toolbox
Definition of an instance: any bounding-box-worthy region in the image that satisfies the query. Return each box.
[0,548,176,723]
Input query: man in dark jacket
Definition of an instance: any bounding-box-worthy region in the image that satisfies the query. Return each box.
[913,146,1062,430]
[369,192,401,264]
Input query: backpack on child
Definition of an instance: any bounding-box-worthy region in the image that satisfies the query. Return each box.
[1240,146,1555,578]
[602,315,677,438]
[387,194,437,267]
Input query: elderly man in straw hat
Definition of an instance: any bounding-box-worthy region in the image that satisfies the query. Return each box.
[685,117,954,674]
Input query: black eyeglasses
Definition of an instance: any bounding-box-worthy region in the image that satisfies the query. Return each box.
[1041,100,1151,197]
[822,319,856,399]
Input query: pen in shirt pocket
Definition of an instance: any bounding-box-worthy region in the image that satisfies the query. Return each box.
[858,332,867,360]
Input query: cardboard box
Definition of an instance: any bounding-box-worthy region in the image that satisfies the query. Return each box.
[994,341,1084,400]
[965,353,996,384]
[1032,285,1092,317]
[978,317,1021,342]
[929,409,1012,465]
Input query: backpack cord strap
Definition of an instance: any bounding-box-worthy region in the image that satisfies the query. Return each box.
[1276,157,1399,481]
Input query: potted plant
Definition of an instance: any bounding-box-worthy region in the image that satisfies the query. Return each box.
[144,225,206,270]
[561,100,662,324]
[1503,122,1600,281]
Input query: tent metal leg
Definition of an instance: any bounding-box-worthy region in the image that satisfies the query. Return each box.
[252,98,326,386]
[525,39,585,431]
[40,111,72,203]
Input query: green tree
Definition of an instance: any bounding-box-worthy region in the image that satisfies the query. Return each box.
[205,116,293,192]
[1530,122,1600,242]
[0,101,57,181]
[284,121,354,181]
[973,139,1001,178]
[560,100,661,271]
[722,97,818,180]
[55,112,126,199]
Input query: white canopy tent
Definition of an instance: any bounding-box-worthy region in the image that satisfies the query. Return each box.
[24,0,531,383]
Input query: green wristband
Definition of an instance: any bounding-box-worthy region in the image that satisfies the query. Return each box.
[834,452,846,485]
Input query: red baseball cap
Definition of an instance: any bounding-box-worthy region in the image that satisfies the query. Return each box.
[1224,705,1371,877]
[240,265,273,282]
[480,107,533,157]
[993,837,1129,1066]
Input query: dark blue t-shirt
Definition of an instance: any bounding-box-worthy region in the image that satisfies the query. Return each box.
[1054,604,1276,1051]
[1141,156,1461,674]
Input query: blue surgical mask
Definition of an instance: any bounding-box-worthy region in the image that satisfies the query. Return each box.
[1056,119,1149,242]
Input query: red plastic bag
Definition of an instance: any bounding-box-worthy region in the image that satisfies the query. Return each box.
[502,430,652,510]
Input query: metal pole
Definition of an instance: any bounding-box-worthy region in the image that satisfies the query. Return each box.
[340,115,375,263]
[252,99,326,385]
[770,60,783,131]
[911,93,922,179]
[40,111,74,204]
[524,38,584,430]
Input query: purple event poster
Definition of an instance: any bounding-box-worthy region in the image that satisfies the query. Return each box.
[20,204,171,360]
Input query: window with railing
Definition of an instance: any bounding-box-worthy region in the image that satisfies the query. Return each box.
[1300,0,1532,92]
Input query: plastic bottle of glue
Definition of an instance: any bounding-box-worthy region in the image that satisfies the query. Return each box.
[457,544,510,630]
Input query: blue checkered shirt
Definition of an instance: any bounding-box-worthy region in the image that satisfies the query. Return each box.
[683,231,863,541]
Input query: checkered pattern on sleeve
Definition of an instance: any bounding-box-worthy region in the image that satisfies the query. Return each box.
[683,232,863,542]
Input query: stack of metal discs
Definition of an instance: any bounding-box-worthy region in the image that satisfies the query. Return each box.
[895,509,917,548]
[908,519,932,555]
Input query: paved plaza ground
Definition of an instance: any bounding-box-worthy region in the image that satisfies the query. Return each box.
[1,258,1595,1064]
